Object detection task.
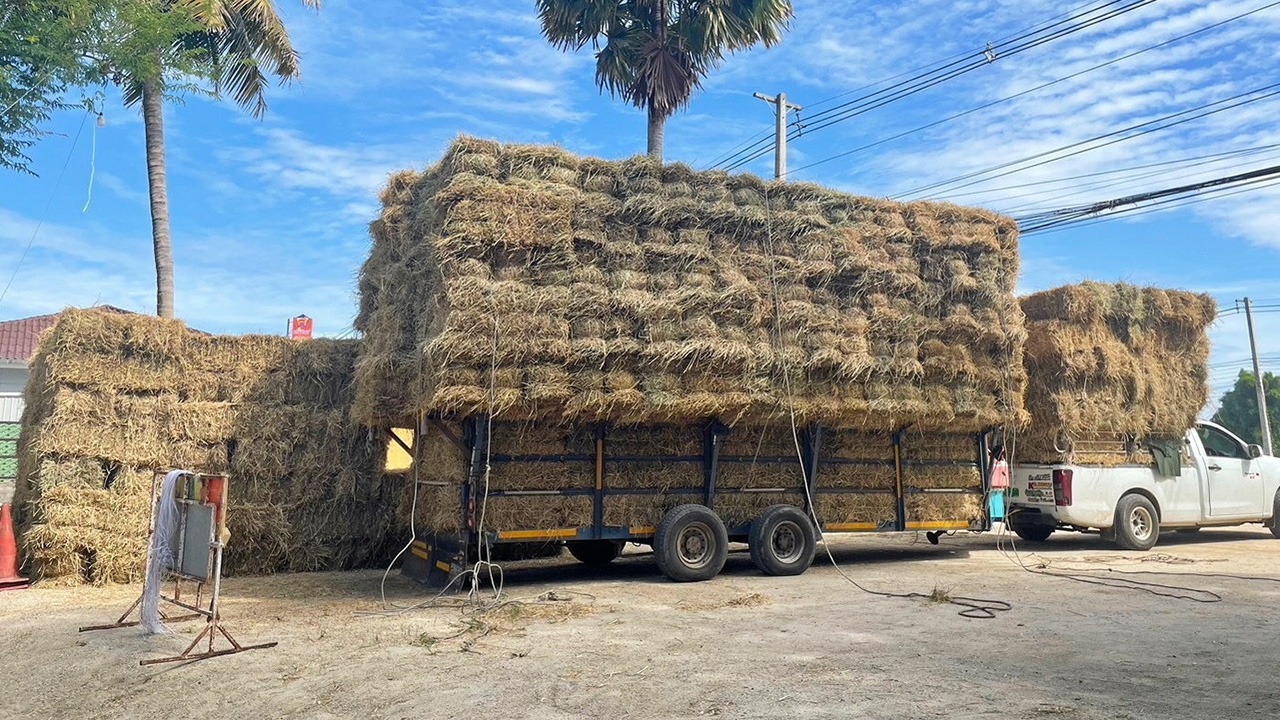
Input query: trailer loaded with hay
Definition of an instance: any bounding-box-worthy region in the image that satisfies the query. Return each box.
[356,137,1028,583]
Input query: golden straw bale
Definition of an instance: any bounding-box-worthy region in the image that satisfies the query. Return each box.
[16,309,398,584]
[1019,282,1214,464]
[353,137,1025,431]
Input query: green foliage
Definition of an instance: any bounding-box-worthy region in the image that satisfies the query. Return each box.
[1213,370,1280,448]
[537,0,793,119]
[1,0,318,172]
[0,0,99,172]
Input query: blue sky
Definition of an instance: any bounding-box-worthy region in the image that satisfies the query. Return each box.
[1,0,1278,402]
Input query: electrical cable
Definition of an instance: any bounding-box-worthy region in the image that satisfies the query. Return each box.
[898,82,1280,200]
[938,141,1280,203]
[0,110,91,306]
[706,0,1140,169]
[720,0,1162,172]
[981,143,1280,215]
[1016,165,1280,234]
[783,0,1280,179]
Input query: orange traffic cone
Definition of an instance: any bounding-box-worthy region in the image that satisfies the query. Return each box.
[0,504,30,592]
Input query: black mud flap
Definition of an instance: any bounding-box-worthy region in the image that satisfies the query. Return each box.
[401,533,468,588]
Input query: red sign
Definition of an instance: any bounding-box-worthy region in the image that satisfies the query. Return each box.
[288,315,313,340]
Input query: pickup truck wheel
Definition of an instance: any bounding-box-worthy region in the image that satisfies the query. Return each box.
[1270,491,1280,539]
[567,540,623,567]
[654,505,729,582]
[1114,494,1159,551]
[1008,516,1053,542]
[748,505,817,576]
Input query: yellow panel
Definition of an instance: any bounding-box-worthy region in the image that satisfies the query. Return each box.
[386,428,415,471]
[410,547,430,561]
[435,560,451,572]
[629,526,656,536]
[496,528,579,541]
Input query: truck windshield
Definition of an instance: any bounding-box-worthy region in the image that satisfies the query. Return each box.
[1197,425,1248,459]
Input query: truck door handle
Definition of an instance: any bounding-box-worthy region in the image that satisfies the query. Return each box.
[1207,464,1222,471]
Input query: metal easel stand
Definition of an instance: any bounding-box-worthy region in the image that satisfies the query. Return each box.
[78,472,277,665]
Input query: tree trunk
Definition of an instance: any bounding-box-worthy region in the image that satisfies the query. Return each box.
[647,104,664,162]
[142,80,175,319]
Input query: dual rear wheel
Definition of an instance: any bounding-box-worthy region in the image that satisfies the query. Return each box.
[652,503,817,582]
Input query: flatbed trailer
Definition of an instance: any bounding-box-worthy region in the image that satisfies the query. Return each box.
[400,416,994,585]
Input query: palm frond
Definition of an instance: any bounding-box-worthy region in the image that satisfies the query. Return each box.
[539,0,791,122]
[537,0,621,50]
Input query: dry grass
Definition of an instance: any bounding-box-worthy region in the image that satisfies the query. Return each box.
[14,309,400,584]
[353,136,1027,433]
[1019,282,1215,465]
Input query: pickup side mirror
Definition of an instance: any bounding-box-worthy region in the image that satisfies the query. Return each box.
[1247,444,1264,459]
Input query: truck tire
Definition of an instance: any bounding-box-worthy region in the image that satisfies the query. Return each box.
[654,505,729,582]
[748,505,816,576]
[1270,490,1280,539]
[1008,515,1053,542]
[1114,494,1160,551]
[567,540,623,567]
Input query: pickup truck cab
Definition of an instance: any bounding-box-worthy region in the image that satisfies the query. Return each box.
[1007,421,1280,550]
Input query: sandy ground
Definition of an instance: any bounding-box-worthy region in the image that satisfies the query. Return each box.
[2,526,1279,720]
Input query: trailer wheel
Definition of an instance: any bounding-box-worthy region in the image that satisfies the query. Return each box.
[748,505,816,576]
[567,540,623,567]
[654,505,729,582]
[1114,494,1159,551]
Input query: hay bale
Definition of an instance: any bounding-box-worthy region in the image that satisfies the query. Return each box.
[354,137,1026,432]
[815,493,897,526]
[15,309,400,584]
[1019,283,1215,464]
[906,493,983,523]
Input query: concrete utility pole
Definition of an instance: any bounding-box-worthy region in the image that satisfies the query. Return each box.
[753,92,803,180]
[1244,297,1274,455]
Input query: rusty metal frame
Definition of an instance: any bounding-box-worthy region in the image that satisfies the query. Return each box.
[78,473,277,665]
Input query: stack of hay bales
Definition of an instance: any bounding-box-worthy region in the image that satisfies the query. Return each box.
[1019,282,1216,465]
[359,137,1028,532]
[15,309,399,584]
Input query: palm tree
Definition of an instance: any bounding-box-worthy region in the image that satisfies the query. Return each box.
[537,0,792,162]
[116,0,320,318]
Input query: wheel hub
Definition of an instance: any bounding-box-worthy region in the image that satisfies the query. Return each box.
[678,522,713,569]
[1130,507,1152,540]
[771,521,803,563]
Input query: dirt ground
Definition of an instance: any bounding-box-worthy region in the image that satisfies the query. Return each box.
[3,526,1279,720]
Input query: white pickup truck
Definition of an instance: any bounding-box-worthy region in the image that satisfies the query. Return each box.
[1007,421,1280,550]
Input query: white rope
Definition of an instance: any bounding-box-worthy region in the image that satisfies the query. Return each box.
[141,470,189,635]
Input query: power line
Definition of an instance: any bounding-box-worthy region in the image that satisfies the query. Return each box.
[718,0,1161,172]
[994,147,1280,216]
[939,142,1280,205]
[0,111,91,306]
[701,1,1127,170]
[897,81,1280,200]
[1019,175,1280,237]
[785,0,1280,179]
[1016,162,1280,234]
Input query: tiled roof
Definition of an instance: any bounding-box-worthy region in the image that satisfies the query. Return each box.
[0,306,133,364]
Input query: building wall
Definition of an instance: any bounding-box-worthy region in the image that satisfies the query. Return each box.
[0,366,27,395]
[0,366,26,482]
